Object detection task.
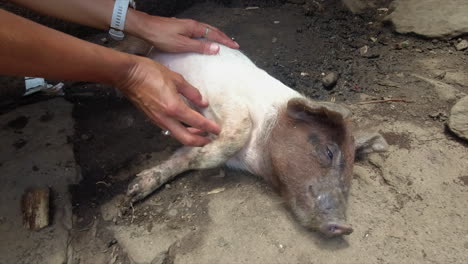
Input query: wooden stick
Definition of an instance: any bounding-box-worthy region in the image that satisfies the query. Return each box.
[357,99,413,105]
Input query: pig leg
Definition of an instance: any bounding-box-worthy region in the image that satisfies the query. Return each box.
[126,112,252,203]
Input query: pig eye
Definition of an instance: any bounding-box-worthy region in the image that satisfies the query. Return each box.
[326,147,334,160]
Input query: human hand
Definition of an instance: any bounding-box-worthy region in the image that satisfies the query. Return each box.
[116,56,220,146]
[135,15,239,54]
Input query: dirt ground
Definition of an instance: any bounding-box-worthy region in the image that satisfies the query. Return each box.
[1,0,467,263]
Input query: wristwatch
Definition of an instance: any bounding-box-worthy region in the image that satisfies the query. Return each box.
[109,0,136,41]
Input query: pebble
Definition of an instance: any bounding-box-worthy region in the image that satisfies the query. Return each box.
[455,40,468,51]
[448,96,468,141]
[359,45,369,56]
[322,72,339,89]
[394,40,410,50]
[81,134,92,141]
[168,209,178,217]
[429,112,448,122]
[278,244,285,253]
[359,45,379,58]
[434,71,446,80]
[272,37,278,43]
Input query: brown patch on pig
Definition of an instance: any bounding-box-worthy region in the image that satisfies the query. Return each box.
[266,102,355,236]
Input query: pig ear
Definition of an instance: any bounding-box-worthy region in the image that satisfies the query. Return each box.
[354,132,389,156]
[287,98,352,123]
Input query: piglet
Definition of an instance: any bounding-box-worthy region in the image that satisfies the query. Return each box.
[119,37,388,237]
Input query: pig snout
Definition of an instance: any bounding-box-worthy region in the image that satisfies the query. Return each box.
[320,222,353,237]
[312,188,352,237]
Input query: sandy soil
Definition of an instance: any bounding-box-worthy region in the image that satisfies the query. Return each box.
[3,1,467,263]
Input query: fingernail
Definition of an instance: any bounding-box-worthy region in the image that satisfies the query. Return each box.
[201,98,208,106]
[209,43,220,54]
[234,41,240,48]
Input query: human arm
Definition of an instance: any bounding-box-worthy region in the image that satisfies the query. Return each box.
[0,9,220,146]
[8,0,239,54]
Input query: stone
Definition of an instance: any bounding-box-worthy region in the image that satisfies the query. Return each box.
[359,45,369,56]
[448,96,468,141]
[359,45,380,58]
[455,40,468,51]
[394,40,410,50]
[385,0,468,38]
[322,72,339,89]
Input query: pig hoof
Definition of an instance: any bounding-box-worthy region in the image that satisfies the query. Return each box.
[126,181,148,203]
[320,222,353,237]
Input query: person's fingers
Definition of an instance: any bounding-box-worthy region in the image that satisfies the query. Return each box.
[191,22,239,48]
[161,116,212,146]
[164,100,221,135]
[187,127,206,135]
[199,23,239,49]
[136,103,211,146]
[174,75,208,107]
[178,37,220,54]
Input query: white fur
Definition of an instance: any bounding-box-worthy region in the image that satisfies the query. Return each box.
[150,45,302,174]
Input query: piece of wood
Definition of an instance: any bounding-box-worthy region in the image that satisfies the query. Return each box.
[21,187,50,230]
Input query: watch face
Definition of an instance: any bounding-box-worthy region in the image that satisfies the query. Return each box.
[109,29,125,41]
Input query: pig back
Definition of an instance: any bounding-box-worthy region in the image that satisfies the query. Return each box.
[149,45,300,121]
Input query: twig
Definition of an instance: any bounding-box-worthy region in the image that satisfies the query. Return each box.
[357,99,413,105]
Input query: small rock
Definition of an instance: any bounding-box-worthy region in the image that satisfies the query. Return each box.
[394,40,410,50]
[414,48,423,53]
[168,209,178,217]
[434,71,446,80]
[448,96,468,141]
[81,134,92,141]
[359,45,379,58]
[322,72,339,89]
[455,40,468,51]
[359,45,369,56]
[278,243,285,253]
[273,21,280,24]
[272,37,278,43]
[165,184,171,189]
[100,37,108,44]
[429,112,448,122]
